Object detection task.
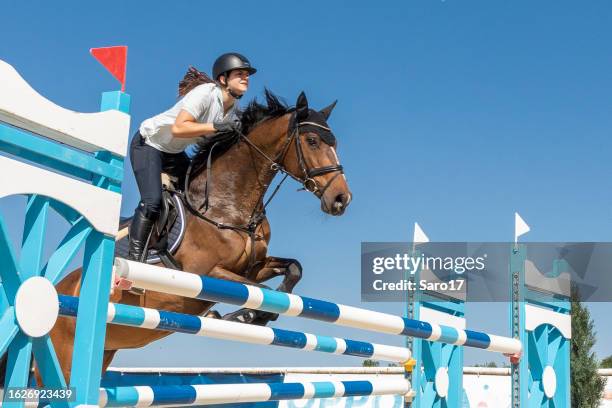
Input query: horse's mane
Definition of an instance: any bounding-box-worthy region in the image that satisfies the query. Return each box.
[241,89,292,134]
[190,89,293,176]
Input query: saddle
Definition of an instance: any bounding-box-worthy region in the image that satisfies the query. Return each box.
[115,135,239,281]
[115,174,187,270]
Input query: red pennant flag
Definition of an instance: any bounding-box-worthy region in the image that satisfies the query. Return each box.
[90,46,128,91]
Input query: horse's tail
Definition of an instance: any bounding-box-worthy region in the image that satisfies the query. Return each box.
[0,353,36,388]
[0,353,6,387]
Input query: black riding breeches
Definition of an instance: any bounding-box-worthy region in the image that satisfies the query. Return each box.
[129,132,190,218]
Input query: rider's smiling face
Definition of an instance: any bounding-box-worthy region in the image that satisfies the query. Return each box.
[225,69,250,95]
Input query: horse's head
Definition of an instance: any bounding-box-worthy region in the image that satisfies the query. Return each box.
[280,92,352,216]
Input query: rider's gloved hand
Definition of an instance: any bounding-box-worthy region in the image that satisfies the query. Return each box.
[213,117,242,134]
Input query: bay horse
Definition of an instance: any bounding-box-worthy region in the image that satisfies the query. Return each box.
[49,90,352,381]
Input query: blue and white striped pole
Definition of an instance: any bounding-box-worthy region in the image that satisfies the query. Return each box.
[58,295,412,364]
[114,258,522,355]
[99,378,411,407]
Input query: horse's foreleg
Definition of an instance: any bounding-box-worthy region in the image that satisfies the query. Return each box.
[208,265,266,285]
[208,265,280,326]
[252,257,303,293]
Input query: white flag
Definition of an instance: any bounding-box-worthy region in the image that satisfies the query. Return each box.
[413,222,430,244]
[514,212,530,243]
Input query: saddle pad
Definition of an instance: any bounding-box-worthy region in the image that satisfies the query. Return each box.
[115,195,187,264]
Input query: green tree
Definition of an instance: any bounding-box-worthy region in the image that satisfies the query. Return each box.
[474,361,498,368]
[601,355,612,369]
[362,359,380,367]
[571,287,605,407]
[486,361,498,368]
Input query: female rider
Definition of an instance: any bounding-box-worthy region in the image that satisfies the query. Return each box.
[128,53,257,262]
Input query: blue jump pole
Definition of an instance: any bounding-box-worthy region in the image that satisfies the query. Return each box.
[114,258,522,355]
[99,378,411,407]
[58,294,413,366]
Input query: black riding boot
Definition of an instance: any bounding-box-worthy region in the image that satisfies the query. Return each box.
[127,207,156,262]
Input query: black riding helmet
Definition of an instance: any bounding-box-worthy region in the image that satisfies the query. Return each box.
[212,52,257,82]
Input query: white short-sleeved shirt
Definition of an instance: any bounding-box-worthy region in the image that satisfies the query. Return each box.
[139,83,238,154]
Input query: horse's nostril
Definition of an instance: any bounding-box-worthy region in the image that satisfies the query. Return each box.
[331,194,347,214]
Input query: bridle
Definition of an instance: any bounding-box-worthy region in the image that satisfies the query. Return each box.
[239,113,344,199]
[181,111,344,272]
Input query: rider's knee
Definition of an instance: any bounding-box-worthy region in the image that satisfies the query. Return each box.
[138,201,161,219]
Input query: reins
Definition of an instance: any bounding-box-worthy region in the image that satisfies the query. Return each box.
[180,111,344,272]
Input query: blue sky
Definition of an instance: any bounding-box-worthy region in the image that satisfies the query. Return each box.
[2,0,611,366]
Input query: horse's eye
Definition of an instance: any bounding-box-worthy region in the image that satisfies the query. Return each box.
[307,136,318,146]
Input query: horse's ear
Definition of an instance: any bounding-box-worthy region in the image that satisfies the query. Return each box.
[296,91,309,121]
[319,100,337,120]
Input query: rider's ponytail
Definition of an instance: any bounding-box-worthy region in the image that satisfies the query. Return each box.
[178,66,215,97]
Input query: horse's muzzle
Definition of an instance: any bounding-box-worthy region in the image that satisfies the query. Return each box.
[325,192,351,216]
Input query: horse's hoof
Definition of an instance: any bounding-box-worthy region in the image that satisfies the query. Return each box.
[205,310,222,319]
[222,309,279,326]
[128,287,146,296]
[222,308,258,324]
[250,311,279,326]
